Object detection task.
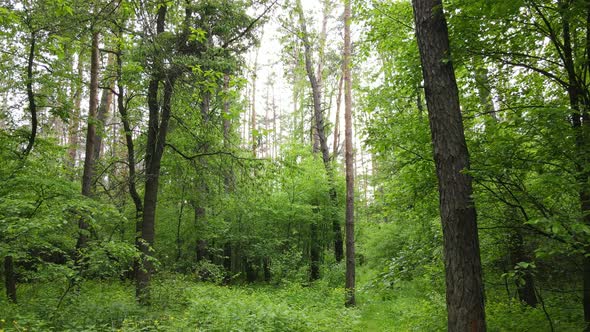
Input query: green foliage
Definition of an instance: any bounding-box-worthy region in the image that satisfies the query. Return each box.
[0,277,360,331]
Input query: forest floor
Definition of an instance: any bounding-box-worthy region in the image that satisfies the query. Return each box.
[0,271,583,331]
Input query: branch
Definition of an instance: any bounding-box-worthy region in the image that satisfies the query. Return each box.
[222,0,279,49]
[166,143,263,161]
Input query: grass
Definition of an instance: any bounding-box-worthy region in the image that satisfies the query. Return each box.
[0,273,584,331]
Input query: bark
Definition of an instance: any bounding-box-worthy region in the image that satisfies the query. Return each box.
[222,74,235,270]
[474,65,498,122]
[77,31,100,250]
[93,52,116,162]
[4,255,16,303]
[116,46,143,222]
[296,0,344,265]
[223,74,232,148]
[68,51,84,163]
[252,51,259,156]
[563,3,590,326]
[412,0,486,330]
[584,254,590,331]
[508,228,538,307]
[23,31,37,156]
[176,185,186,263]
[136,4,174,303]
[310,218,320,281]
[195,203,208,261]
[558,2,590,325]
[195,93,211,262]
[333,74,343,158]
[343,0,355,307]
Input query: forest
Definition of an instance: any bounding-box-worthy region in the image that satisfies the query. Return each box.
[1,0,590,330]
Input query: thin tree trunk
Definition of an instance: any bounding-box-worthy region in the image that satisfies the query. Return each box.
[195,93,211,262]
[93,52,116,162]
[176,185,186,263]
[343,0,355,307]
[68,51,84,164]
[116,46,143,221]
[333,75,343,158]
[310,212,320,281]
[78,31,100,250]
[252,51,259,156]
[116,43,144,284]
[296,0,344,265]
[412,0,486,330]
[23,31,37,156]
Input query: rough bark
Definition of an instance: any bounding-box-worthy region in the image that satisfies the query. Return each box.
[563,3,590,326]
[77,31,100,250]
[343,0,355,307]
[136,4,174,303]
[412,0,486,330]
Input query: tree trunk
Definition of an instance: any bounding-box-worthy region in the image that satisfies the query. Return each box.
[557,3,590,325]
[412,0,486,330]
[310,218,320,281]
[509,230,537,307]
[23,31,37,156]
[251,50,259,156]
[176,185,186,263]
[68,50,84,164]
[78,31,100,250]
[195,203,208,261]
[195,93,211,262]
[333,74,343,158]
[296,0,344,265]
[115,42,143,231]
[4,256,16,303]
[136,5,174,304]
[93,52,116,162]
[343,0,355,307]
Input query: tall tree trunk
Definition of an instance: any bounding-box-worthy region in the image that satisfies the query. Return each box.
[116,42,143,221]
[136,4,174,303]
[251,50,259,156]
[93,52,116,162]
[68,51,84,164]
[333,75,343,158]
[116,42,144,283]
[343,0,355,307]
[222,74,235,272]
[78,31,100,250]
[412,0,486,330]
[557,2,590,325]
[23,31,37,156]
[195,92,211,262]
[296,0,344,266]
